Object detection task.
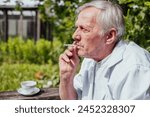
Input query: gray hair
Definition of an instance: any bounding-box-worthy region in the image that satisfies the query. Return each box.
[76,0,125,39]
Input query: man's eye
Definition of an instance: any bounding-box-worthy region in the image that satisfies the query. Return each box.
[83,28,90,33]
[79,26,85,30]
[80,27,89,32]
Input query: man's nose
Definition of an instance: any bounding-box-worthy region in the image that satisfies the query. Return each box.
[72,30,81,41]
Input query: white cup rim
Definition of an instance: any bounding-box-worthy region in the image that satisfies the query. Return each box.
[21,80,37,89]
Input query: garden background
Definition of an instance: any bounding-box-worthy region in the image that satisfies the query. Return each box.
[0,0,150,91]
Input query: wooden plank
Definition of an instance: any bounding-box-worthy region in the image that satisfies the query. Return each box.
[0,88,60,100]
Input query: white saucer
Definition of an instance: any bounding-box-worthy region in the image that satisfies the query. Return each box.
[17,87,40,96]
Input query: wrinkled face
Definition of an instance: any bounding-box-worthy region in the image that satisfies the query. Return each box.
[72,7,106,60]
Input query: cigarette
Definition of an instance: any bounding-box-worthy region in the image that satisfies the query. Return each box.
[64,44,75,47]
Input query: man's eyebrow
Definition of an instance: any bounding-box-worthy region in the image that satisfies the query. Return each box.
[74,24,93,29]
[84,25,94,29]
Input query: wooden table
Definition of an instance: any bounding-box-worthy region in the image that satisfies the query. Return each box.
[0,88,60,100]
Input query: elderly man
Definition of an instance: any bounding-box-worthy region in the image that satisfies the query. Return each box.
[59,0,150,100]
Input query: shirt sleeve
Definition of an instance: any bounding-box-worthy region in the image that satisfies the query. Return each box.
[73,58,91,100]
[73,74,82,100]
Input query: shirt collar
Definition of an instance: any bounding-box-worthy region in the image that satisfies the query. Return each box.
[104,40,128,78]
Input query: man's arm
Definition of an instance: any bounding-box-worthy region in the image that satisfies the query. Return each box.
[59,79,77,100]
[59,46,79,100]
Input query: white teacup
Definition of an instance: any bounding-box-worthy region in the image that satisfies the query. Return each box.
[20,81,37,94]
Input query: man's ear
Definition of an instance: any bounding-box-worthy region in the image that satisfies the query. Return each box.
[105,28,117,45]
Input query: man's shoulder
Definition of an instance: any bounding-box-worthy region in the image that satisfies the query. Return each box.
[123,41,150,67]
[128,41,149,53]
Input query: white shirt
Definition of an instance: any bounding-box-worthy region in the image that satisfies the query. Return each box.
[73,40,150,100]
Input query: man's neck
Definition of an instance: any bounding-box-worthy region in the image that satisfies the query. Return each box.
[93,41,118,62]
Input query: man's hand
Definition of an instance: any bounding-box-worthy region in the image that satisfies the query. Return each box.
[59,45,80,99]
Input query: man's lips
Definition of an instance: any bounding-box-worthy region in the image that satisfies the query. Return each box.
[77,45,83,49]
[73,41,84,48]
[75,43,84,48]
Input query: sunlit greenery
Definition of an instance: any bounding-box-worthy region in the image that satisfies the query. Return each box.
[0,63,59,91]
[119,0,150,51]
[0,38,63,91]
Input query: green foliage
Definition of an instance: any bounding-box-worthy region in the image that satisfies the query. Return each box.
[0,37,63,64]
[0,63,59,91]
[0,37,63,91]
[118,0,150,51]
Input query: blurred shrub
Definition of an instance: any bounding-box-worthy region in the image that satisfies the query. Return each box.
[0,37,64,64]
[0,37,64,91]
[0,63,59,91]
[119,0,150,51]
